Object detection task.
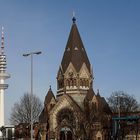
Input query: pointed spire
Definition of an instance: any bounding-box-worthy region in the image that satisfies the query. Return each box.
[44,86,55,105]
[97,89,100,96]
[61,16,90,73]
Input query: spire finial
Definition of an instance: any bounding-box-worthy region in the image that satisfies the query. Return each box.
[72,11,76,24]
[97,89,100,95]
[49,85,51,91]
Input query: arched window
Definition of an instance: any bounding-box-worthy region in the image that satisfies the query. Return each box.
[50,103,54,110]
[58,80,63,88]
[94,102,97,112]
[86,80,89,87]
[70,79,73,86]
[83,79,86,87]
[80,79,82,87]
[74,79,76,86]
[66,79,70,87]
[80,79,84,87]
[57,108,75,125]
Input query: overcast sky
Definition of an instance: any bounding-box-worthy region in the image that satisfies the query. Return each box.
[0,0,140,124]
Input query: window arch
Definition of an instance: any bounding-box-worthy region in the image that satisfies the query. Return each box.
[80,79,84,87]
[86,80,89,87]
[66,79,70,87]
[73,79,76,86]
[57,108,75,125]
[66,78,77,87]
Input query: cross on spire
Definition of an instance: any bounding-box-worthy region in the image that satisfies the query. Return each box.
[72,11,76,23]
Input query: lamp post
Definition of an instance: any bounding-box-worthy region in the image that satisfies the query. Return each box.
[115,95,124,118]
[117,96,121,119]
[23,51,41,140]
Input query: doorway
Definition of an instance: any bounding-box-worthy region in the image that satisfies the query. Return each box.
[60,127,73,140]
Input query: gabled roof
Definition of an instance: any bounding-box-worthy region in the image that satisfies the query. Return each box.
[44,86,55,106]
[50,94,83,115]
[66,94,84,112]
[101,97,112,114]
[39,108,48,123]
[61,18,90,73]
[92,92,112,114]
[85,88,95,101]
[39,87,56,123]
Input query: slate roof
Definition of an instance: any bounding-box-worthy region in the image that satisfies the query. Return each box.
[101,97,112,114]
[85,88,95,101]
[39,108,48,123]
[44,86,55,106]
[95,92,112,114]
[61,18,91,73]
[40,87,56,123]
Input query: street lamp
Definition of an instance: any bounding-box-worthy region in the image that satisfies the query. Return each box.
[115,94,124,119]
[115,94,124,140]
[23,51,41,140]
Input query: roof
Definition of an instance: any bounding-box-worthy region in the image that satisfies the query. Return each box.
[44,86,55,106]
[85,88,95,101]
[61,18,91,73]
[101,97,112,114]
[50,93,84,115]
[39,108,48,123]
[40,87,55,123]
[91,90,112,114]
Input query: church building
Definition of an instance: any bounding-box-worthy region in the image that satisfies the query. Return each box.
[39,17,112,140]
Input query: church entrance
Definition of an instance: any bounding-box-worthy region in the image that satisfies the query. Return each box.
[59,127,73,140]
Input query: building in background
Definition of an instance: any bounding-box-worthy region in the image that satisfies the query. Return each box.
[0,125,15,139]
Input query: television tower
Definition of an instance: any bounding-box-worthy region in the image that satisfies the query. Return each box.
[0,27,10,128]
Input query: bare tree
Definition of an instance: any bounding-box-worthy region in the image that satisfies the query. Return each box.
[10,93,43,125]
[107,91,140,114]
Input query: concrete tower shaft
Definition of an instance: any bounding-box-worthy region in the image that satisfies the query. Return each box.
[0,27,10,128]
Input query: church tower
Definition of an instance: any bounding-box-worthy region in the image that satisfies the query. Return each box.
[39,17,112,140]
[0,27,10,128]
[57,16,93,102]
